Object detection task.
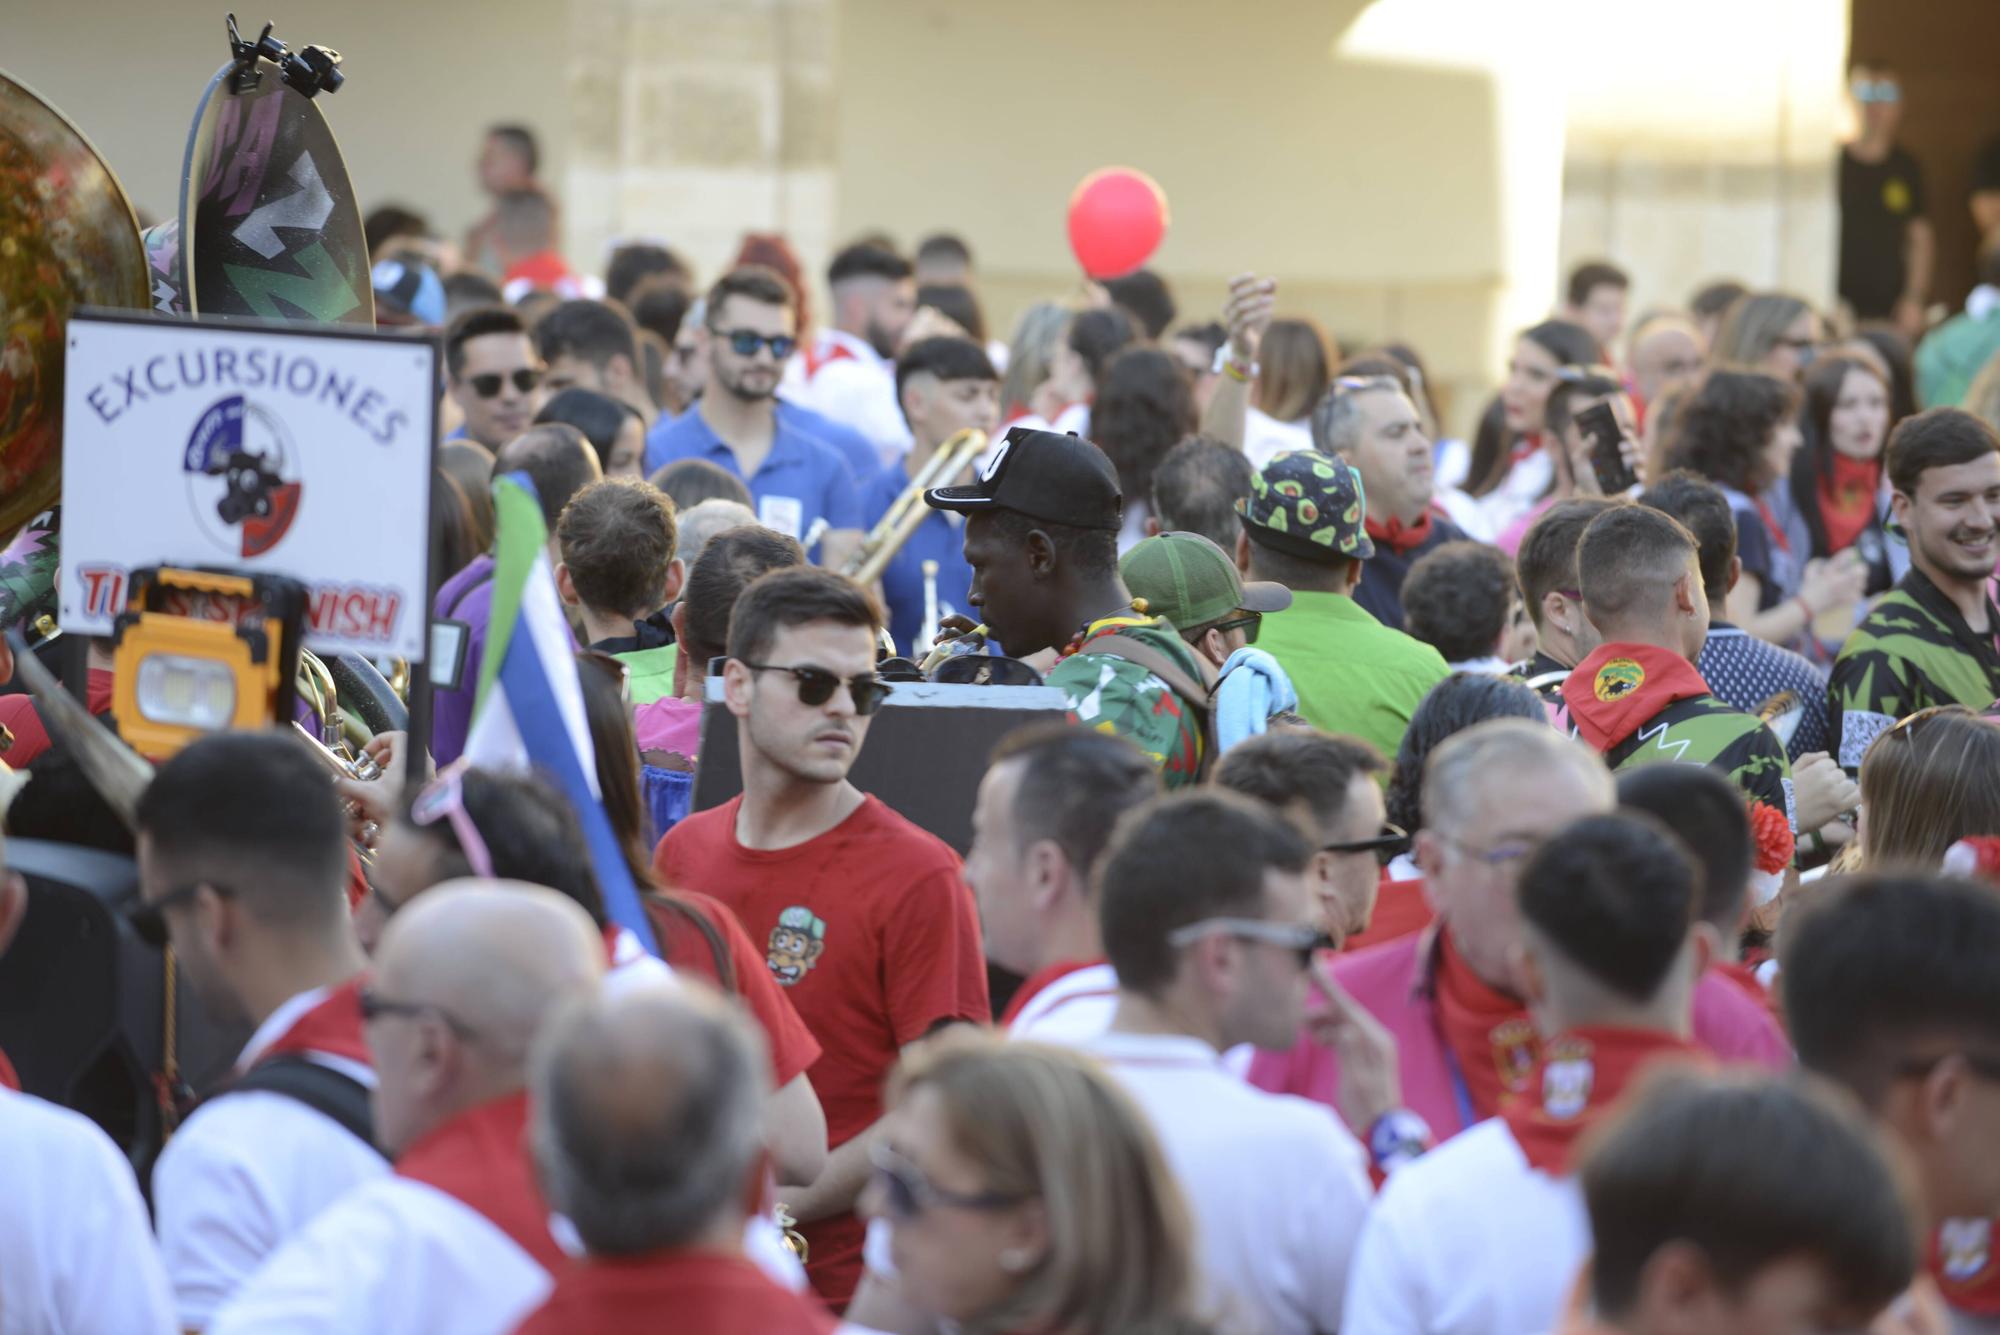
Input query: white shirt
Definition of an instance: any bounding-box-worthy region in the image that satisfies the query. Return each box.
[153,987,390,1330]
[0,1087,176,1335]
[1244,409,1315,470]
[210,1176,545,1335]
[1341,1118,1590,1335]
[786,329,913,462]
[1477,448,1555,538]
[1084,1031,1372,1335]
[1005,962,1119,1046]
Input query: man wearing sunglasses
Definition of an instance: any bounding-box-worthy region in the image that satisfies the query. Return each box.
[1248,721,1788,1153]
[1785,874,2000,1330]
[211,883,607,1335]
[133,732,385,1332]
[1839,59,1933,339]
[653,566,987,1308]
[1086,790,1372,1335]
[443,305,547,450]
[644,267,863,568]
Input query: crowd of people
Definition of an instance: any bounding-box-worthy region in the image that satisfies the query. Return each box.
[9,77,2000,1334]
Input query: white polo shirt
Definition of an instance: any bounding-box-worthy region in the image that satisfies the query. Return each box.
[153,987,390,1330]
[209,1176,545,1335]
[0,1086,176,1335]
[1341,1118,1590,1335]
[1083,1031,1372,1335]
[1005,962,1119,1046]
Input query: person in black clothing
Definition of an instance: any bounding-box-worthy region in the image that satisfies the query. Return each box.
[1512,496,1619,699]
[1838,60,1934,337]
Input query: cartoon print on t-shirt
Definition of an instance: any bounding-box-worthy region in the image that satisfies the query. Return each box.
[766,905,827,986]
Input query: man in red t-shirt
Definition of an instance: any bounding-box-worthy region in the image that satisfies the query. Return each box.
[653,566,987,1307]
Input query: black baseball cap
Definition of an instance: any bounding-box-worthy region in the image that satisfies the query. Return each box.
[924,427,1123,531]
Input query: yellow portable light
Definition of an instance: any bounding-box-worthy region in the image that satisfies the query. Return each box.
[109,567,308,760]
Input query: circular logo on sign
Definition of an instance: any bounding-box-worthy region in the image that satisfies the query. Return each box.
[182,394,304,558]
[1593,657,1646,702]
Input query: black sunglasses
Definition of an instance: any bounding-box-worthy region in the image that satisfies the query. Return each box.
[129,881,237,948]
[1209,611,1262,645]
[1321,822,1411,857]
[711,327,797,360]
[466,367,543,399]
[737,660,892,715]
[870,1144,1024,1220]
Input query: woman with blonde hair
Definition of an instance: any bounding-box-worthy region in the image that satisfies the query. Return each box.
[999,300,1075,424]
[859,1033,1211,1335]
[1963,346,2000,436]
[1710,291,1821,382]
[1855,704,2000,871]
[1244,317,1336,467]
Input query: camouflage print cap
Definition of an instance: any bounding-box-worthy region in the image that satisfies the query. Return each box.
[1237,450,1375,563]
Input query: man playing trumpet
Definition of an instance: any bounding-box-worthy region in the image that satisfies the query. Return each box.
[857,337,1000,657]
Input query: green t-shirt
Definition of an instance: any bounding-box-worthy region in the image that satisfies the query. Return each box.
[612,643,679,707]
[1046,615,1207,789]
[1829,568,2000,771]
[1257,590,1450,761]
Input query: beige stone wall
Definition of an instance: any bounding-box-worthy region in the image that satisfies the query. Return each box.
[563,0,838,291]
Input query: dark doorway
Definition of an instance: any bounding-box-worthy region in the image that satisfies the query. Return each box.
[1848,0,2000,309]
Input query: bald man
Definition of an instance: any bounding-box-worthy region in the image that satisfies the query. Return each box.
[516,984,835,1332]
[1626,314,1705,411]
[211,882,604,1335]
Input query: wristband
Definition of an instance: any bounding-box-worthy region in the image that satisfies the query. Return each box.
[1222,358,1255,383]
[1792,594,1814,623]
[1367,1107,1433,1174]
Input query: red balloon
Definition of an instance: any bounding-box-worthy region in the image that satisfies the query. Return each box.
[1066,167,1169,279]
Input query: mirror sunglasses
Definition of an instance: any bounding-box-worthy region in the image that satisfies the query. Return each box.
[711,328,797,360]
[736,660,892,715]
[467,367,543,399]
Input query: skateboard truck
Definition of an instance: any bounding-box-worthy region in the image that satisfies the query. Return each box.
[224,14,346,99]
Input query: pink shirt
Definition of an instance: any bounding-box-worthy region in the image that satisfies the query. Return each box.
[1247,928,1792,1140]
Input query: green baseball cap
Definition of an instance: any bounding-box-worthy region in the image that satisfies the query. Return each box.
[1120,531,1292,631]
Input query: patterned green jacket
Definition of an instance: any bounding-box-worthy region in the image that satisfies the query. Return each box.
[1046,614,1207,789]
[1599,694,1797,826]
[1828,568,2000,771]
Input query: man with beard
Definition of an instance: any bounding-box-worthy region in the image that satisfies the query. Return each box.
[927,428,1212,787]
[643,267,862,567]
[1312,372,1469,631]
[651,567,987,1307]
[789,242,918,459]
[1830,408,2000,773]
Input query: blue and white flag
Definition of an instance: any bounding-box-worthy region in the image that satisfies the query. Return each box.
[464,471,660,956]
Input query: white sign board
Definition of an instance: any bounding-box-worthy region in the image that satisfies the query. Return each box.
[60,311,436,659]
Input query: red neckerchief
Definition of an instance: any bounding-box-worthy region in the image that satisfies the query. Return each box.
[1562,643,1714,754]
[1500,1026,1707,1175]
[257,976,373,1069]
[1433,932,1538,1121]
[1753,496,1792,554]
[396,1090,565,1272]
[1364,508,1437,556]
[1820,454,1882,554]
[0,1047,18,1092]
[1932,1217,2000,1313]
[998,958,1105,1027]
[1507,433,1540,470]
[800,337,856,382]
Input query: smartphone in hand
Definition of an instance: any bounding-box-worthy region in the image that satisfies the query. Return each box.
[1576,400,1637,494]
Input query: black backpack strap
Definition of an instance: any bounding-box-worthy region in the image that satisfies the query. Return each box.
[230,1055,382,1155]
